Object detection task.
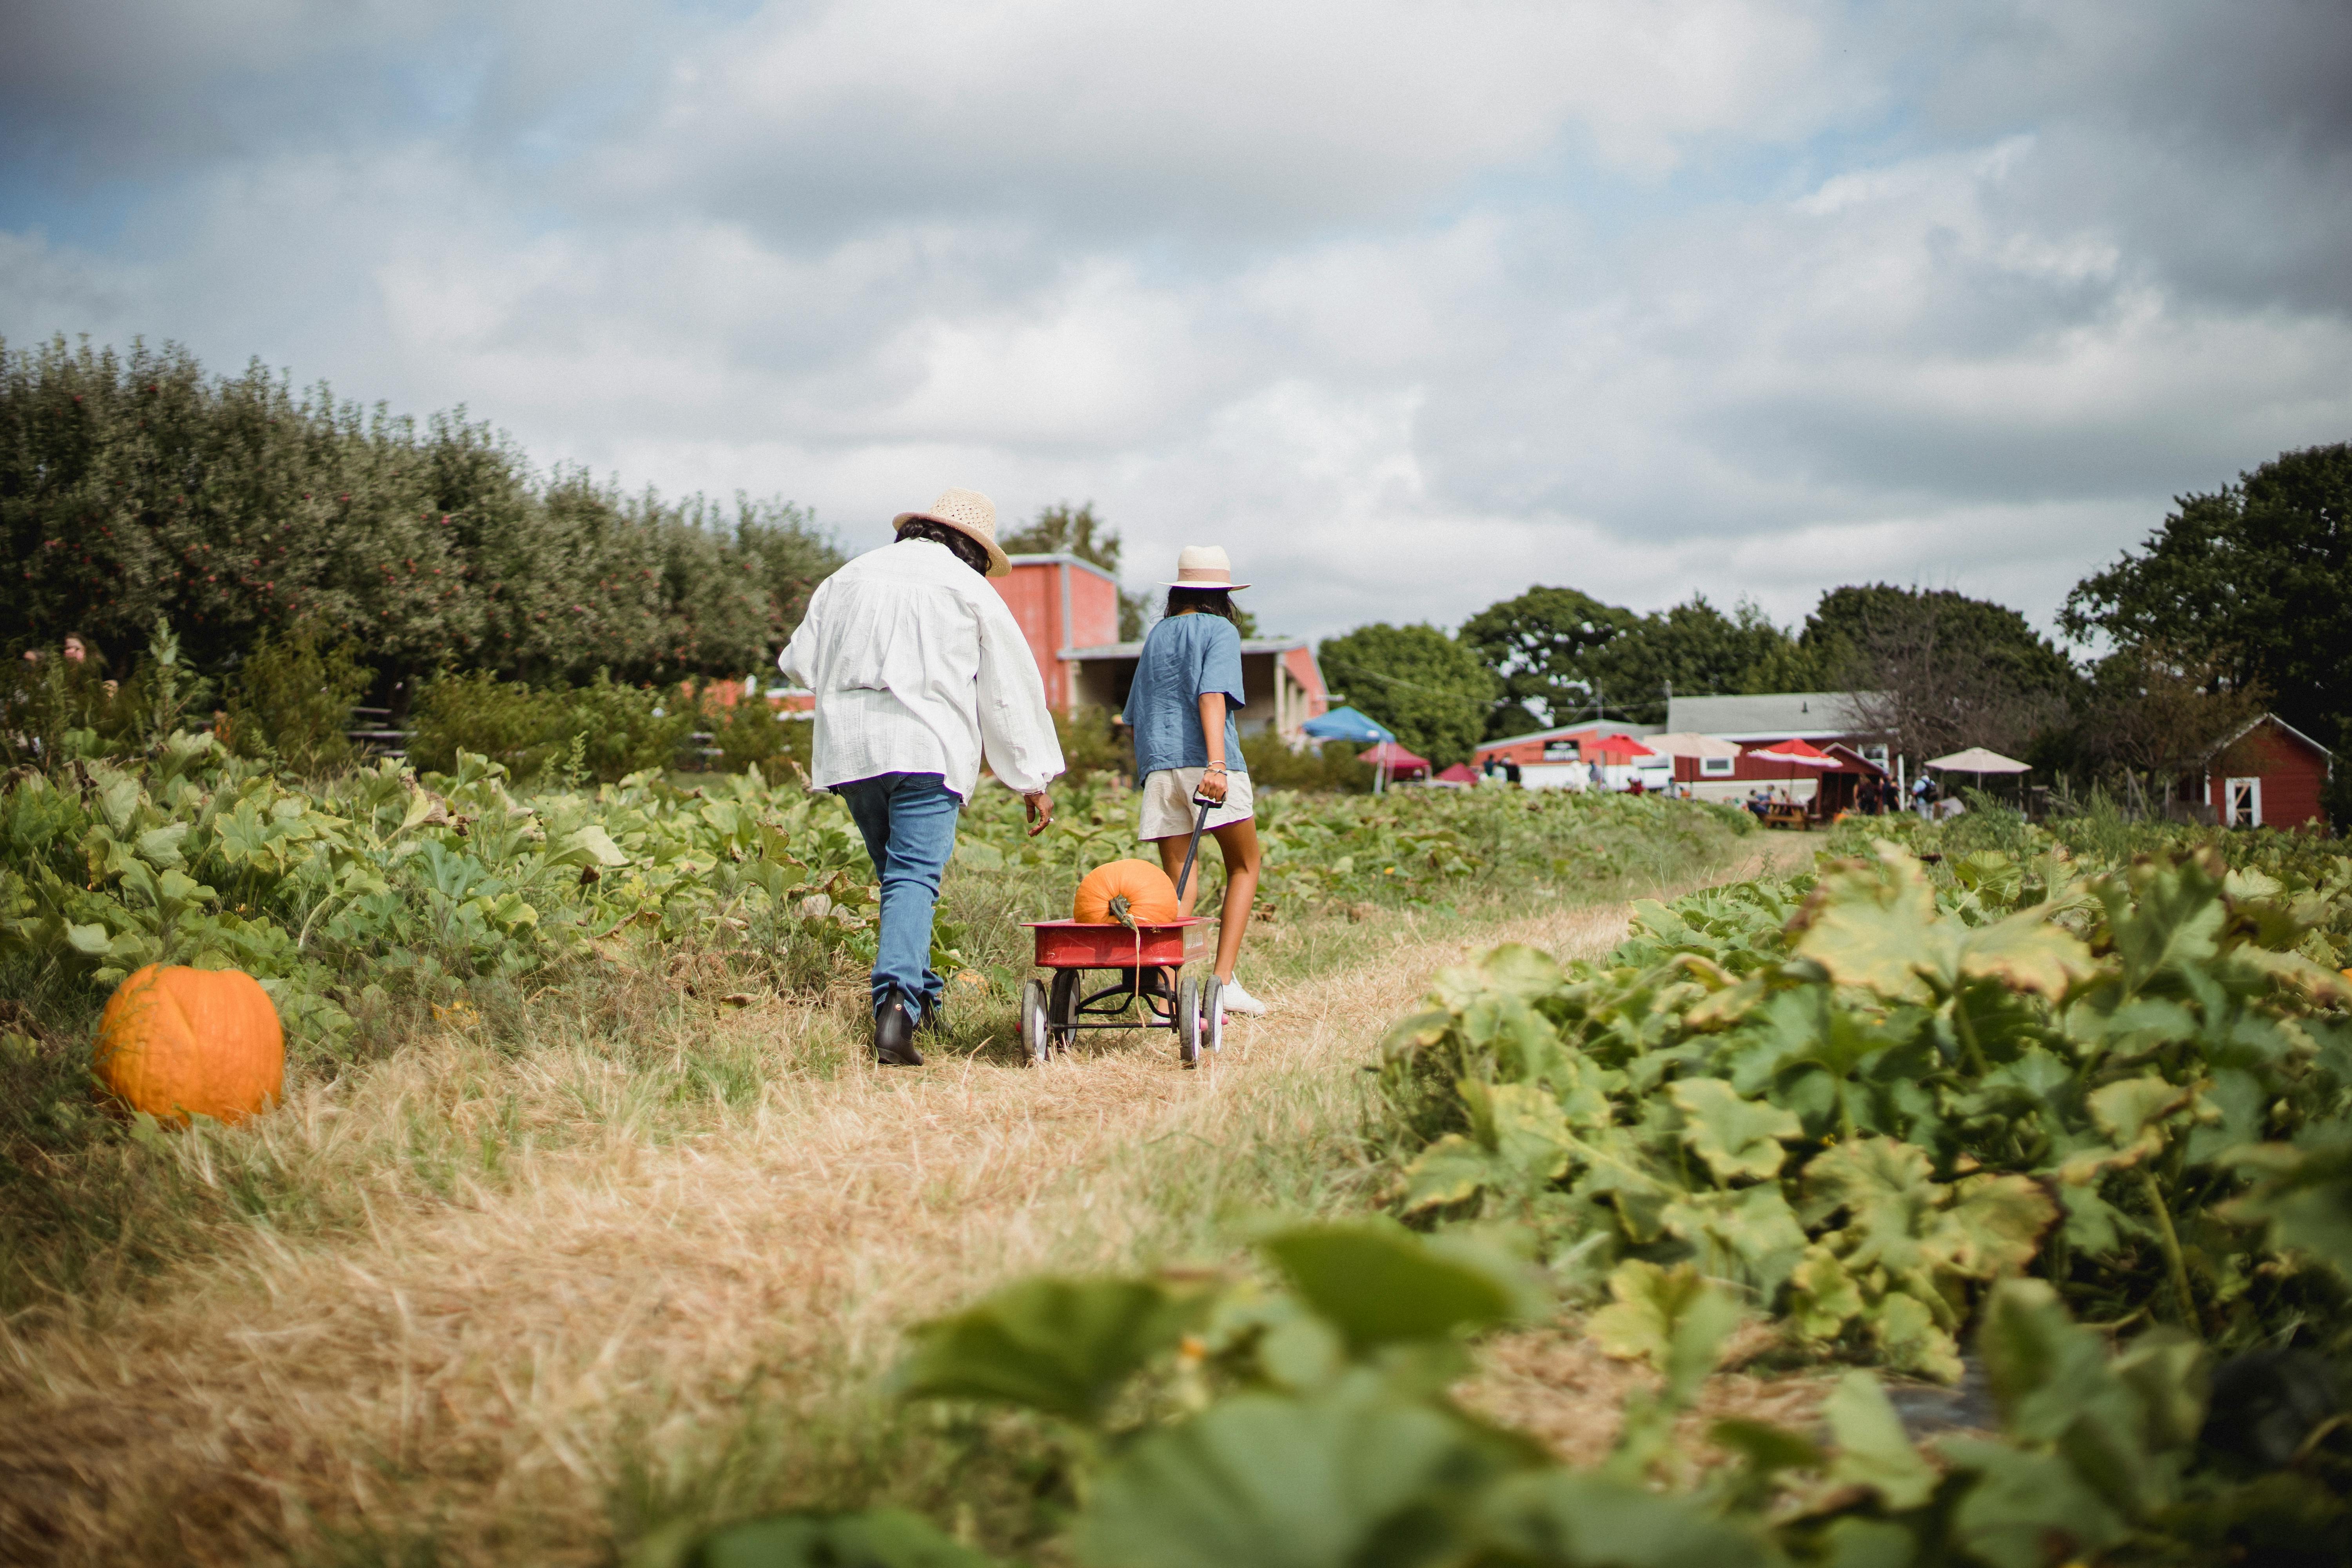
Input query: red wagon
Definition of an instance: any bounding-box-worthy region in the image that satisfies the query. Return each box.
[1019,918,1222,1067]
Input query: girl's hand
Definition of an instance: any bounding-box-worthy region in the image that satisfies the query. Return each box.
[1197,769,1228,805]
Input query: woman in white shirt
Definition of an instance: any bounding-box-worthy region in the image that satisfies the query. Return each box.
[780,488,1064,1065]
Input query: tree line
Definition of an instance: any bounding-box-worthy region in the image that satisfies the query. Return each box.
[1317,440,2352,816]
[1,336,844,700]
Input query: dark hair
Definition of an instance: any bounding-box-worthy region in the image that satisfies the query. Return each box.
[897,518,991,574]
[1163,586,1238,623]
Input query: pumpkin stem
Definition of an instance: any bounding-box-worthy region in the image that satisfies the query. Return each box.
[1108,893,1137,931]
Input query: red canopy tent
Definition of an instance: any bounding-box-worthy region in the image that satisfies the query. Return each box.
[1359,739,1432,787]
[1433,762,1478,787]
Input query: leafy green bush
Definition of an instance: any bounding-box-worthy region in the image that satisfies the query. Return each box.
[1053,704,1135,786]
[1240,733,1372,793]
[409,669,695,784]
[708,691,812,777]
[1379,833,2352,1385]
[673,1221,2349,1568]
[223,618,372,775]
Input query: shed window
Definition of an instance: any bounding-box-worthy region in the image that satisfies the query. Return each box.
[1700,756,1735,777]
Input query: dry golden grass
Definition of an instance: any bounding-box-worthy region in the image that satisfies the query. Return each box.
[0,840,1810,1566]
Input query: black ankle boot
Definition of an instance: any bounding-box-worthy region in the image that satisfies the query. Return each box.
[874,993,924,1066]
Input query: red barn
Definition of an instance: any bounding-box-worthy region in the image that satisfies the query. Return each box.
[2192,715,2333,830]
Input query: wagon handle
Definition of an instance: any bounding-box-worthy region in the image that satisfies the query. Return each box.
[1173,793,1215,905]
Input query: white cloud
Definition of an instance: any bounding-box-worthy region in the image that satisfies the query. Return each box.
[4,0,2349,652]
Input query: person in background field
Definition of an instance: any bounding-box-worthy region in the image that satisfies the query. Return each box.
[780,488,1064,1067]
[1122,545,1270,1018]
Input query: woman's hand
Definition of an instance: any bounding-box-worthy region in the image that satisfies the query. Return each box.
[1196,769,1228,805]
[1024,791,1054,836]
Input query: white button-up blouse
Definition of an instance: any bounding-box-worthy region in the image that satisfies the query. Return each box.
[779,538,1065,800]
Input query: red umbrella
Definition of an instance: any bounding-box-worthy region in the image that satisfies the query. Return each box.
[1748,738,1840,800]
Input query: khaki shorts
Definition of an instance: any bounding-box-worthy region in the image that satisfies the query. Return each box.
[1139,766,1255,840]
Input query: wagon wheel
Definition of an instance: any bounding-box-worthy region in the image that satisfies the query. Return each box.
[1020,978,1051,1066]
[1176,976,1203,1069]
[1048,969,1080,1056]
[1201,975,1224,1056]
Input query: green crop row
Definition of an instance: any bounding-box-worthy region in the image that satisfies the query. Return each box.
[663,1215,2351,1568]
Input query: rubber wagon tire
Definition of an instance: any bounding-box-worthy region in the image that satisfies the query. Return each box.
[1021,978,1051,1066]
[1048,970,1080,1056]
[1176,976,1202,1069]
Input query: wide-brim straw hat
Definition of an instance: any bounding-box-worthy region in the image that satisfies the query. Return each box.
[892,487,1011,577]
[1166,544,1249,590]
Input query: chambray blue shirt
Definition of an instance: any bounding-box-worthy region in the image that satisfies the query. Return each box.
[1123,612,1247,779]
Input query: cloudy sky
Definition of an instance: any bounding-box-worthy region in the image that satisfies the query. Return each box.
[5,0,2348,645]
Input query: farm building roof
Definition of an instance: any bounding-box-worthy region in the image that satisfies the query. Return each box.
[1664,691,1882,740]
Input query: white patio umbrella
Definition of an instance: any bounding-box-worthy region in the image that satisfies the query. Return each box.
[1925,746,2030,805]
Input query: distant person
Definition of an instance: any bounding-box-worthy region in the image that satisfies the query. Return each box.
[1504,759,1522,787]
[1123,546,1269,1018]
[1912,774,1937,817]
[780,488,1064,1067]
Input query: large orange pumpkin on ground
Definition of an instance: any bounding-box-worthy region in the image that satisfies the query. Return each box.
[94,965,285,1125]
[1074,860,1180,926]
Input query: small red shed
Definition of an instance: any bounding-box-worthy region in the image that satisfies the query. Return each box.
[2194,715,2333,830]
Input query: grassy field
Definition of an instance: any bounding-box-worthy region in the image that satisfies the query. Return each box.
[0,773,1767,1565]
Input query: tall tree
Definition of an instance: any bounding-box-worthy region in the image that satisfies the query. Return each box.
[998,500,1163,639]
[1316,622,1495,768]
[1462,585,1810,735]
[2062,443,2352,750]
[1585,596,1808,720]
[1808,585,2079,760]
[1459,586,1635,735]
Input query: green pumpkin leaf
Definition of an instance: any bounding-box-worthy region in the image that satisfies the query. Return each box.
[1260,1221,1545,1357]
[2057,1076,2192,1183]
[1940,1439,2127,1568]
[1661,1184,1808,1300]
[1397,1134,1494,1215]
[1788,1245,1864,1343]
[892,1276,1205,1425]
[1669,1077,1801,1183]
[2219,1132,2352,1282]
[1588,1259,1739,1407]
[1071,1378,1518,1568]
[1474,941,1564,1000]
[1462,1080,1575,1187]
[1822,1370,1938,1510]
[1933,1174,2056,1279]
[1869,1290,1963,1383]
[1471,1470,1775,1568]
[684,1509,998,1568]
[2096,852,2226,997]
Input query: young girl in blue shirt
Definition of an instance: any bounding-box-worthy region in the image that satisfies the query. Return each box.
[1120,546,1269,1016]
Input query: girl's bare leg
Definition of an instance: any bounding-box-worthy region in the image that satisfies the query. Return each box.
[1156,819,1259,981]
[1207,818,1259,982]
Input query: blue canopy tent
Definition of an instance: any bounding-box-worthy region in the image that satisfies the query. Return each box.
[1301,706,1394,743]
[1301,706,1399,790]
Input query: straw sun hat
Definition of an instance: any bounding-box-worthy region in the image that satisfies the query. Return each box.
[892,487,1011,577]
[1166,544,1250,590]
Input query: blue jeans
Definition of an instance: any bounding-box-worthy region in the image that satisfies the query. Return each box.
[835,771,962,1017]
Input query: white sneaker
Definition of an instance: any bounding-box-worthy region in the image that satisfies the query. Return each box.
[1218,976,1269,1016]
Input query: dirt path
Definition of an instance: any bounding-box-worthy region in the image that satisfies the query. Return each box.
[1,841,1810,1565]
